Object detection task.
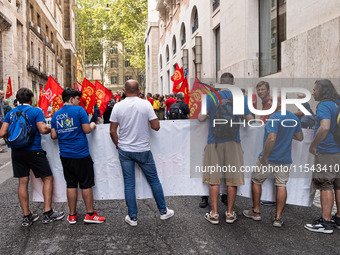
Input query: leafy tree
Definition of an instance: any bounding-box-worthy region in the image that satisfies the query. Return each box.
[77,0,122,82]
[77,0,147,86]
[108,0,147,68]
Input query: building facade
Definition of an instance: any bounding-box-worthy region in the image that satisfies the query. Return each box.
[77,40,143,94]
[103,41,143,93]
[145,0,340,95]
[0,0,76,102]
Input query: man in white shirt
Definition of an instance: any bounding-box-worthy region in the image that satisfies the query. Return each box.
[109,80,174,226]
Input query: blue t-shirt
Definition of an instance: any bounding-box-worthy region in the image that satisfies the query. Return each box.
[259,111,302,164]
[207,90,251,144]
[314,99,340,153]
[51,105,90,158]
[4,105,45,150]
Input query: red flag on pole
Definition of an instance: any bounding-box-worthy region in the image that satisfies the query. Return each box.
[38,85,43,108]
[77,81,82,91]
[73,83,76,90]
[6,77,12,98]
[38,76,63,114]
[51,93,64,116]
[179,77,190,105]
[95,81,113,117]
[171,63,184,93]
[189,77,208,119]
[80,78,96,114]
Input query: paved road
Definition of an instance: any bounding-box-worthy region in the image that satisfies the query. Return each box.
[0,147,339,254]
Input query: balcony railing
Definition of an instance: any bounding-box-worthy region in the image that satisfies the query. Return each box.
[213,0,220,12]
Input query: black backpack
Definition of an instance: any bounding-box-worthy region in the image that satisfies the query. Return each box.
[317,98,340,144]
[169,102,186,119]
[212,93,239,145]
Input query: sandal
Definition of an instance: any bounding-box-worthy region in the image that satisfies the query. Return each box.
[204,211,219,224]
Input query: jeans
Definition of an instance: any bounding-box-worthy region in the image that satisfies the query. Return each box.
[118,149,167,218]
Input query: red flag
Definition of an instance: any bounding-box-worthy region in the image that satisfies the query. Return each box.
[38,85,43,108]
[179,77,190,105]
[95,81,113,117]
[189,77,207,119]
[77,81,82,91]
[38,76,64,114]
[73,83,76,90]
[6,77,12,98]
[51,93,64,116]
[80,78,96,114]
[171,63,184,93]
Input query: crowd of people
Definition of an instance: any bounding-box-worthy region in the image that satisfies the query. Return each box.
[0,74,339,235]
[197,73,340,234]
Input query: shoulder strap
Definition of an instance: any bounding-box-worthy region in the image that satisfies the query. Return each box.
[318,98,340,107]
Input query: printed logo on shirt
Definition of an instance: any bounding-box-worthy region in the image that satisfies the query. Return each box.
[56,113,77,132]
[63,118,73,128]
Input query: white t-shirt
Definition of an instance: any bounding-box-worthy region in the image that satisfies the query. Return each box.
[109,97,158,152]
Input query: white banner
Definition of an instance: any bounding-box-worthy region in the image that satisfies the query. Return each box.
[32,120,315,206]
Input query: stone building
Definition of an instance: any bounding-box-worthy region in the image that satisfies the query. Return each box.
[77,40,143,94]
[0,0,76,101]
[103,41,143,93]
[145,0,340,95]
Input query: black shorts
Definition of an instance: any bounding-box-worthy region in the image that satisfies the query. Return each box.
[60,155,95,189]
[12,149,52,178]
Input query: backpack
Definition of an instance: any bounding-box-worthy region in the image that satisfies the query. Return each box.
[107,98,115,109]
[317,98,340,144]
[212,93,239,145]
[153,100,160,111]
[300,102,315,128]
[8,109,36,148]
[169,102,186,119]
[301,114,315,128]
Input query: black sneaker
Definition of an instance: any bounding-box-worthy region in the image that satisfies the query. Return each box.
[42,209,65,223]
[304,217,333,234]
[199,196,208,208]
[22,212,39,227]
[331,214,340,229]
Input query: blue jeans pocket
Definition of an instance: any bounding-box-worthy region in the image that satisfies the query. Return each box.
[136,151,153,164]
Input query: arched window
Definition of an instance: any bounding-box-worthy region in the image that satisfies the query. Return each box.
[191,6,198,34]
[180,23,186,46]
[159,54,163,69]
[172,36,177,55]
[166,45,170,62]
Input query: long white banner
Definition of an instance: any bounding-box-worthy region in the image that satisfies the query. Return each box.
[32,120,315,206]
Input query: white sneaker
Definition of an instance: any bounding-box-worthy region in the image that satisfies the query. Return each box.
[125,215,137,226]
[160,208,174,220]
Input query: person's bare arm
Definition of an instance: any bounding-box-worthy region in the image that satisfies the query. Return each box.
[50,128,58,139]
[110,122,119,147]
[260,133,277,165]
[293,110,304,117]
[198,113,208,122]
[293,131,304,141]
[82,122,96,134]
[36,121,51,134]
[150,119,160,131]
[309,119,330,155]
[0,122,9,138]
